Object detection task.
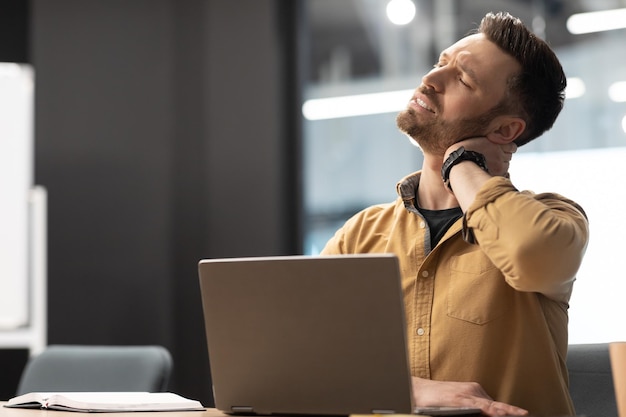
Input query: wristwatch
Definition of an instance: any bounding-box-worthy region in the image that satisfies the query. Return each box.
[441,146,489,190]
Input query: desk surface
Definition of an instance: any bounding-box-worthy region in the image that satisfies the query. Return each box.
[0,403,229,417]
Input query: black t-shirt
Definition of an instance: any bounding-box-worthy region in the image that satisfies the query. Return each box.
[418,206,463,247]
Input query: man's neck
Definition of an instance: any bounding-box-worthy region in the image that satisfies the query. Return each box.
[418,153,460,211]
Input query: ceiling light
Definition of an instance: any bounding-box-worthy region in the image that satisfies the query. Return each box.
[609,81,626,102]
[567,8,626,34]
[302,89,413,120]
[386,0,416,26]
[566,77,586,99]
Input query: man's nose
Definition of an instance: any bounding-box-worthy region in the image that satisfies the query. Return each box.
[422,66,448,93]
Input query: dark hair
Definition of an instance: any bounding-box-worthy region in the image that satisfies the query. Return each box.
[477,12,566,146]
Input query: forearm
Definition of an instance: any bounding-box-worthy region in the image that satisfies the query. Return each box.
[447,160,493,212]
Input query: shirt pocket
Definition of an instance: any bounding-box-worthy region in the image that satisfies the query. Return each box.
[447,253,513,325]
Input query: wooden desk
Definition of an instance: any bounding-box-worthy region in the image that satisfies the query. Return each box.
[0,403,229,417]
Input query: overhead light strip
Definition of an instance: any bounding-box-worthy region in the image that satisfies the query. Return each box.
[566,77,585,99]
[567,8,626,34]
[303,77,585,121]
[302,89,413,121]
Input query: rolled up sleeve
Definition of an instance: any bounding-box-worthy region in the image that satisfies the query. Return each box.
[463,177,589,303]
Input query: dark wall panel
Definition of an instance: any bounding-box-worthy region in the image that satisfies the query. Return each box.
[0,0,29,63]
[30,0,299,407]
[204,1,292,258]
[169,0,211,404]
[32,0,175,345]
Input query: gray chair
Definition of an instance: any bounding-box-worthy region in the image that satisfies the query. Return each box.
[567,343,617,417]
[16,345,173,395]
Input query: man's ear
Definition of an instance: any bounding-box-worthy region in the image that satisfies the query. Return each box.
[485,116,526,144]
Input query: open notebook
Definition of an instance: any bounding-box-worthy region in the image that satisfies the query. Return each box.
[5,392,205,412]
[198,254,480,416]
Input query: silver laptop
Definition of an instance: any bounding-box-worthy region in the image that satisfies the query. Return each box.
[198,254,480,416]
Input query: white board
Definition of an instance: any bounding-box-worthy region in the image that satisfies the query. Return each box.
[0,63,34,329]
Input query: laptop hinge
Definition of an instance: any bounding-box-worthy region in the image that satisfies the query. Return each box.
[231,406,255,414]
[371,410,396,414]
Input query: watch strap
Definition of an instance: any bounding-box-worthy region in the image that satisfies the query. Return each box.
[441,146,489,190]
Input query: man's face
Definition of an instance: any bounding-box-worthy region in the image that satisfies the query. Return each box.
[396,34,520,155]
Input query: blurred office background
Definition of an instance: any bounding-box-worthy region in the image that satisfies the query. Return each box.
[0,0,625,407]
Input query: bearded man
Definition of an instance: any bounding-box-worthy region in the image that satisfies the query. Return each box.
[321,12,589,417]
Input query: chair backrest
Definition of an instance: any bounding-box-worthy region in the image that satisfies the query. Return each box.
[567,343,617,417]
[16,345,173,395]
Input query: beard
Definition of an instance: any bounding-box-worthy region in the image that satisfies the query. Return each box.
[396,103,503,156]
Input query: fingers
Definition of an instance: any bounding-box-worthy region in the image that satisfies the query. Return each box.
[504,142,518,154]
[497,143,517,177]
[482,399,529,416]
[502,143,517,159]
[461,391,527,416]
[453,393,528,416]
[410,378,528,417]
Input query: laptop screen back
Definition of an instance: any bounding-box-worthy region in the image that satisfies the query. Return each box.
[198,254,414,415]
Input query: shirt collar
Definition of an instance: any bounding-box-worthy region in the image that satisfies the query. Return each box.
[396,171,421,214]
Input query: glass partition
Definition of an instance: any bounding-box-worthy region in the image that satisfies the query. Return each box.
[302,0,626,343]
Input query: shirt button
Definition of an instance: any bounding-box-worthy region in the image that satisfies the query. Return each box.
[419,221,426,228]
[421,270,429,277]
[417,328,425,336]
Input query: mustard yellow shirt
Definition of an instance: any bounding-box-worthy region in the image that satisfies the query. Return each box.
[321,172,589,417]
